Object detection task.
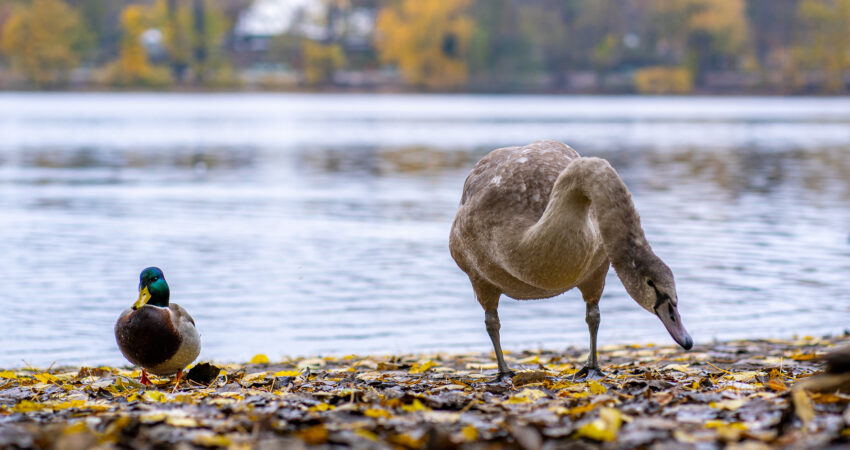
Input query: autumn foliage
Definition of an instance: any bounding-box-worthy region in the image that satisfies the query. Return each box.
[0,0,88,87]
[374,0,475,90]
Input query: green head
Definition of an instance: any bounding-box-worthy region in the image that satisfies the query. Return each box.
[132,267,170,309]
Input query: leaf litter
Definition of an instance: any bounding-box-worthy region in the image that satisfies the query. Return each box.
[0,335,848,449]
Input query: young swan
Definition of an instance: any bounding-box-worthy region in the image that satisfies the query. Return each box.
[115,267,200,389]
[449,140,692,380]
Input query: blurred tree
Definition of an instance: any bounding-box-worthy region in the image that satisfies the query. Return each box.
[66,0,140,65]
[0,0,90,87]
[102,4,171,86]
[302,40,345,85]
[375,0,475,89]
[794,0,850,92]
[151,0,233,86]
[634,65,692,93]
[650,0,752,83]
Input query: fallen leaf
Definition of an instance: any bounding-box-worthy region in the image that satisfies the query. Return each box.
[249,354,270,364]
[409,360,436,374]
[574,407,622,442]
[588,380,607,394]
[710,399,745,411]
[792,388,815,424]
[364,408,391,419]
[461,425,478,441]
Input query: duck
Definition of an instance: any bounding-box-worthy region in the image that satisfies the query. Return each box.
[115,267,200,389]
[449,140,692,380]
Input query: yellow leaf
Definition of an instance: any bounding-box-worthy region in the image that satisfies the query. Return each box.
[517,355,540,364]
[409,360,436,374]
[297,424,328,445]
[724,371,760,382]
[63,422,89,435]
[792,388,815,424]
[355,429,378,441]
[401,399,429,412]
[461,425,478,441]
[663,364,691,373]
[574,408,622,442]
[167,416,200,427]
[504,395,532,404]
[12,400,48,412]
[565,403,597,417]
[193,433,231,447]
[767,379,787,392]
[249,354,270,364]
[50,400,86,411]
[588,380,607,394]
[790,353,817,361]
[273,370,300,377]
[704,420,747,440]
[364,408,392,419]
[140,411,167,423]
[142,390,167,403]
[515,388,547,401]
[242,372,267,383]
[34,373,60,384]
[309,403,334,412]
[710,399,745,411]
[0,370,17,379]
[390,433,423,447]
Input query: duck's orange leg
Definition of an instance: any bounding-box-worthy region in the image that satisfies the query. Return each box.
[171,370,183,392]
[140,369,151,386]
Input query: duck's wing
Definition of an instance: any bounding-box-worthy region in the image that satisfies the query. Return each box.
[168,303,196,327]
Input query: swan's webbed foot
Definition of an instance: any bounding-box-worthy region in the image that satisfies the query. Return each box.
[490,369,516,383]
[572,365,605,381]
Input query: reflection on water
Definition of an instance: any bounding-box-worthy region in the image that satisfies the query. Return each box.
[0,93,848,367]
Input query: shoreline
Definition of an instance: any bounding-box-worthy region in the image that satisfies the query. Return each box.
[1,336,847,448]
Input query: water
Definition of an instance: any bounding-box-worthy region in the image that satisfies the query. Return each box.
[0,93,848,368]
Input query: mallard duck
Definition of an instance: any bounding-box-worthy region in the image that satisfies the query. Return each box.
[115,267,200,388]
[449,140,692,380]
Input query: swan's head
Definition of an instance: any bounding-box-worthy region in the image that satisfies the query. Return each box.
[619,255,693,350]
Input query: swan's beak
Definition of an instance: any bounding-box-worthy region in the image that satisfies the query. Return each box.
[656,300,693,350]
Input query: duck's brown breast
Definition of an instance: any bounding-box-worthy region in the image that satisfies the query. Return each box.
[115,306,182,368]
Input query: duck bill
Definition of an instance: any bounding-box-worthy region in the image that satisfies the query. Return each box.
[132,286,151,310]
[656,301,693,350]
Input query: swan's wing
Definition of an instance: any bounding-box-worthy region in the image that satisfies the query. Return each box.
[460,146,517,205]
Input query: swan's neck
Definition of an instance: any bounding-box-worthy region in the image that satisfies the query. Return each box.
[538,157,652,274]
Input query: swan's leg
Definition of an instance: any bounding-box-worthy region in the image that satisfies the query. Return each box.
[485,308,513,380]
[574,302,605,380]
[473,278,513,380]
[574,263,609,381]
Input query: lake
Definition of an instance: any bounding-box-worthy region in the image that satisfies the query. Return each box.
[0,93,848,368]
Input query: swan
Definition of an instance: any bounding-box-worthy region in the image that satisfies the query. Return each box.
[449,140,692,380]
